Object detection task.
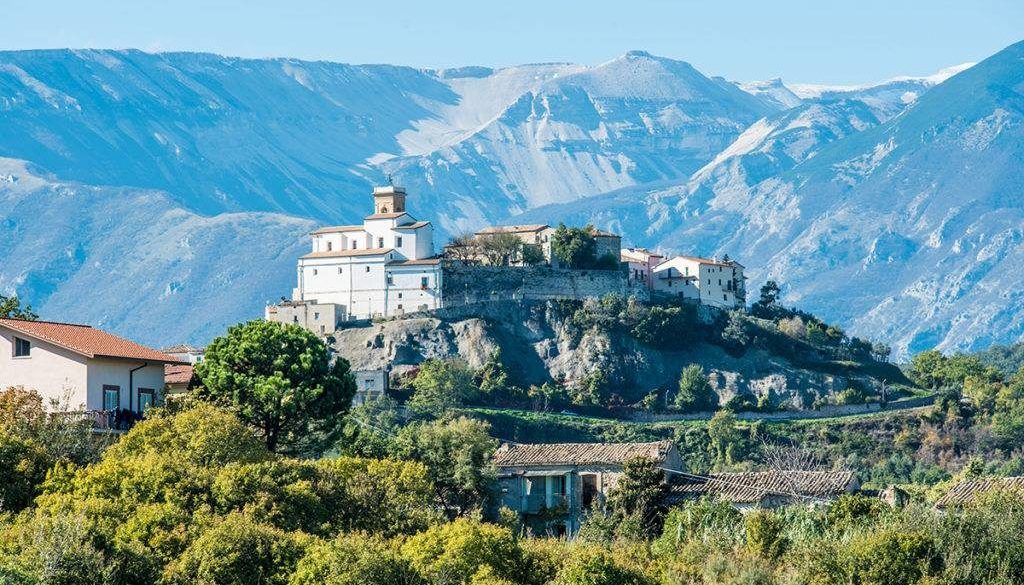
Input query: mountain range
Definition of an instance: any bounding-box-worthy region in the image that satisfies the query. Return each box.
[0,43,1020,357]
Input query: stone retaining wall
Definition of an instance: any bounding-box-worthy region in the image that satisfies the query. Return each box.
[441,265,649,305]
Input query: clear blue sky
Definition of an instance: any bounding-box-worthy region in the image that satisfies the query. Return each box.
[4,0,1022,84]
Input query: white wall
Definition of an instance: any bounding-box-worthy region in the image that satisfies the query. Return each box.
[0,329,89,409]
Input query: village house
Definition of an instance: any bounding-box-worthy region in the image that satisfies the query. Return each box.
[473,224,554,264]
[621,247,665,288]
[0,318,184,428]
[268,185,443,325]
[651,255,746,309]
[351,368,389,406]
[667,470,860,511]
[493,440,683,536]
[589,228,622,264]
[160,343,205,364]
[164,363,197,397]
[934,476,1024,509]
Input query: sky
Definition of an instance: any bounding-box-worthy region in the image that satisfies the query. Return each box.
[2,0,1022,84]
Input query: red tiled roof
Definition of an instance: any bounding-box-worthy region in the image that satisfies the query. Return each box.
[0,318,184,363]
[494,441,674,467]
[164,363,195,385]
[668,471,858,504]
[934,476,1024,508]
[300,247,394,259]
[388,257,442,266]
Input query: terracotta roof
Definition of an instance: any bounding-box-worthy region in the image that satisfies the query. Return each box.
[934,477,1024,508]
[668,471,858,504]
[621,248,664,262]
[476,224,550,235]
[365,212,409,220]
[494,441,674,467]
[164,363,195,385]
[300,247,394,259]
[0,318,185,364]
[311,225,363,235]
[388,257,442,266]
[394,221,430,230]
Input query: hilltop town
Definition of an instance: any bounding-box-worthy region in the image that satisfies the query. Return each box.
[265,185,746,334]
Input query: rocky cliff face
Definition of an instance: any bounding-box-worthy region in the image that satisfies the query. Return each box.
[332,300,884,410]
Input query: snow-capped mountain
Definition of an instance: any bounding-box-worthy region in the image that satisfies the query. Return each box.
[0,43,1020,356]
[530,42,1022,357]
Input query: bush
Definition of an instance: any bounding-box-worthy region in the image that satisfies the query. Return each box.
[673,365,718,412]
[744,509,787,560]
[408,359,477,417]
[289,533,423,585]
[400,518,522,584]
[170,513,304,585]
[844,529,940,585]
[552,546,651,585]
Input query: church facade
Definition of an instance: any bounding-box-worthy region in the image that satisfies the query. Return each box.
[267,186,443,329]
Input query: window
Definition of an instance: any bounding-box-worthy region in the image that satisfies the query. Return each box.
[723,294,728,301]
[398,292,403,299]
[313,268,318,276]
[396,236,403,247]
[103,385,120,411]
[351,241,358,250]
[320,325,325,334]
[326,241,333,251]
[377,237,384,248]
[13,337,30,357]
[386,275,394,285]
[365,266,370,273]
[293,316,299,323]
[420,276,429,288]
[314,312,320,320]
[338,267,343,274]
[397,304,403,311]
[138,388,155,413]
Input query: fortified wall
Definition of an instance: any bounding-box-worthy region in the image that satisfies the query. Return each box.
[441,264,650,305]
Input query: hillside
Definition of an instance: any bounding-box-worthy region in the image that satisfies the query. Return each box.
[332,298,910,413]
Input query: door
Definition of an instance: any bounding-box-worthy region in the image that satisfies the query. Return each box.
[581,474,598,509]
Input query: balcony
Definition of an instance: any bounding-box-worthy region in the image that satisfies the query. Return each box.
[523,493,570,514]
[57,409,145,432]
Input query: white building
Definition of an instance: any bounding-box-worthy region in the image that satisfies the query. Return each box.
[273,186,443,326]
[352,368,389,406]
[0,318,183,424]
[621,247,665,288]
[160,344,205,364]
[652,256,746,309]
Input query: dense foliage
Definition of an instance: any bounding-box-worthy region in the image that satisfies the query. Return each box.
[0,295,37,320]
[195,319,356,455]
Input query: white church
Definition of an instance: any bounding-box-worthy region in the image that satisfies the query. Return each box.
[266,185,442,333]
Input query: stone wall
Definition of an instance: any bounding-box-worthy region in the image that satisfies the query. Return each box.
[442,265,649,305]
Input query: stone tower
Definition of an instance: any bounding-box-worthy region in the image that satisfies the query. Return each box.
[372,185,406,214]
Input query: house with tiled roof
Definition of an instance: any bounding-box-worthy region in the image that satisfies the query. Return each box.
[266,185,442,328]
[934,476,1024,509]
[494,441,683,537]
[667,470,860,510]
[0,318,184,428]
[651,255,746,309]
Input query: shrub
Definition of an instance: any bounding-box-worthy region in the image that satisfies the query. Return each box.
[552,546,651,585]
[744,509,787,560]
[289,533,423,585]
[400,518,522,584]
[170,513,304,585]
[674,365,718,412]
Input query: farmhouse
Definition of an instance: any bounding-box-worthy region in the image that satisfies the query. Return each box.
[934,476,1024,509]
[494,440,683,536]
[0,318,183,426]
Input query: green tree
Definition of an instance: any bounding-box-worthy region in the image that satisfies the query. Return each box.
[910,350,947,389]
[195,320,356,454]
[400,518,523,584]
[170,513,303,585]
[719,311,750,354]
[570,368,610,406]
[408,359,477,417]
[0,294,37,320]
[707,410,742,467]
[844,529,939,585]
[395,416,498,516]
[476,350,511,398]
[744,509,787,560]
[336,395,402,458]
[551,224,597,269]
[750,280,781,319]
[522,244,547,266]
[606,457,667,539]
[0,430,52,513]
[290,533,424,585]
[673,364,718,412]
[552,546,650,585]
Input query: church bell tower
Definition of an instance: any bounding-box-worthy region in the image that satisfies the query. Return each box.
[372,185,406,214]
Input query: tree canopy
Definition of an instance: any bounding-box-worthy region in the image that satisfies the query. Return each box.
[195,319,356,455]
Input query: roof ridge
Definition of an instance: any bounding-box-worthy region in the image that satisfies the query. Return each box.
[0,317,93,328]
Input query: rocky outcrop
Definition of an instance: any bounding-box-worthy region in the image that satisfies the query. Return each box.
[331,300,884,409]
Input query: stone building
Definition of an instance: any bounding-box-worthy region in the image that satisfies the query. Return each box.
[934,476,1024,509]
[494,440,682,537]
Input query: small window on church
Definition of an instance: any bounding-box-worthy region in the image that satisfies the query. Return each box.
[377,237,384,248]
[327,241,333,251]
[313,269,318,276]
[365,266,370,273]
[338,267,343,274]
[396,236,403,248]
[381,206,389,213]
[352,241,358,250]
